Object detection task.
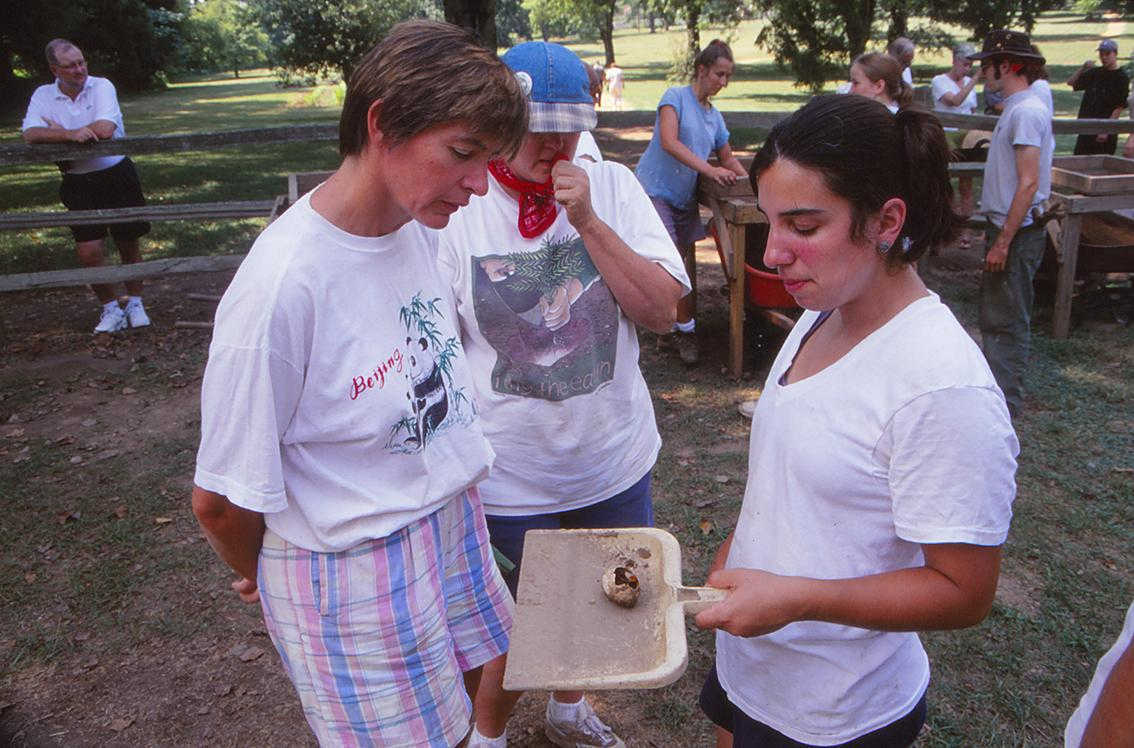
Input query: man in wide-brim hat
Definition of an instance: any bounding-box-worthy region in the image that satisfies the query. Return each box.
[968,29,1054,419]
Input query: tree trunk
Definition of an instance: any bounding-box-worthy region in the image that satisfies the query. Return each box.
[838,0,875,58]
[648,12,656,32]
[685,0,700,60]
[443,0,498,51]
[600,0,616,64]
[886,0,908,42]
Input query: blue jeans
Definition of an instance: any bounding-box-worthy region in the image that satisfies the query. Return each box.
[486,472,654,597]
[979,223,1047,414]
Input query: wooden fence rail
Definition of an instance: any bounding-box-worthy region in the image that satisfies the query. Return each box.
[0,124,338,166]
[3,112,1133,294]
[0,200,278,231]
[4,111,1133,167]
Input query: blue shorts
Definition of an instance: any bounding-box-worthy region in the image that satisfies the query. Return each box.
[699,664,927,747]
[486,471,654,596]
[650,196,707,249]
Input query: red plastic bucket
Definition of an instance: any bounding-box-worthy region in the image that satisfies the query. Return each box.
[745,265,798,309]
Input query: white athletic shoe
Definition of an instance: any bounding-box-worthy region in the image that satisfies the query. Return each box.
[124,298,151,329]
[545,697,625,748]
[93,304,127,334]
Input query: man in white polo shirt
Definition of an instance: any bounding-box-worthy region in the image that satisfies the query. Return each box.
[22,39,152,334]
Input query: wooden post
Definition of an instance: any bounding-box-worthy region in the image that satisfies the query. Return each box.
[727,221,747,379]
[1053,213,1082,339]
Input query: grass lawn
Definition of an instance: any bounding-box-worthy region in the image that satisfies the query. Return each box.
[1,11,1132,746]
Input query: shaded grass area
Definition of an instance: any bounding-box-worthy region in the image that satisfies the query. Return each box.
[0,368,215,677]
[911,267,1133,746]
[0,139,340,275]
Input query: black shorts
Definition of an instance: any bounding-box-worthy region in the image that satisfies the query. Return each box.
[699,664,927,747]
[59,157,150,243]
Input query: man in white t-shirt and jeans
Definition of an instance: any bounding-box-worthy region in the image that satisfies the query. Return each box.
[438,41,688,748]
[970,30,1054,419]
[22,39,152,334]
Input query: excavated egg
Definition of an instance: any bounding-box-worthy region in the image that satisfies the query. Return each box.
[601,565,640,608]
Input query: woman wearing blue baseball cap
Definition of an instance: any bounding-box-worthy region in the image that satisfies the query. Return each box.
[437,40,690,748]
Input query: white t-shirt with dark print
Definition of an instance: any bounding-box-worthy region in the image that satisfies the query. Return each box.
[195,190,495,551]
[437,159,688,516]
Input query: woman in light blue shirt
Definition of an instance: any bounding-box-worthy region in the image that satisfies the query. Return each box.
[636,39,747,364]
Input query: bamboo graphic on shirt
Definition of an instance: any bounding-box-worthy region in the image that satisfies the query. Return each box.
[386,292,473,452]
[501,236,588,301]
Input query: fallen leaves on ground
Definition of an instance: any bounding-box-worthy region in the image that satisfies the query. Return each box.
[107,716,134,732]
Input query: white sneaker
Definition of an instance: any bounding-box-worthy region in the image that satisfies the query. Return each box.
[93,303,127,334]
[545,697,625,748]
[466,725,507,748]
[124,298,151,329]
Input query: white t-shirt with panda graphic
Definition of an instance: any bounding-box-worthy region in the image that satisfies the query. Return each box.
[194,189,495,552]
[436,159,689,516]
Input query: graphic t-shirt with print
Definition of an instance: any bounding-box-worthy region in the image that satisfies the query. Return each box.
[437,159,689,516]
[194,190,494,552]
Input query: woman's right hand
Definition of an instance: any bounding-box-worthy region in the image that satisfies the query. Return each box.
[706,165,738,186]
[694,568,812,637]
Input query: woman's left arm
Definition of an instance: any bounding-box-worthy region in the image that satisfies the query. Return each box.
[716,144,748,179]
[552,160,685,333]
[694,542,1001,637]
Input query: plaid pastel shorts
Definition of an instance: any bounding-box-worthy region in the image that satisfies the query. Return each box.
[257,488,513,747]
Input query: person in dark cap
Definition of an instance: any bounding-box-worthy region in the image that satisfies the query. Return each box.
[1067,38,1129,155]
[968,30,1054,418]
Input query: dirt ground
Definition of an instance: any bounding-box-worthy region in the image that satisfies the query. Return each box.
[0,256,744,747]
[1,128,1128,746]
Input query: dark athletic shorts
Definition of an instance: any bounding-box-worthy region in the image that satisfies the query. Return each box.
[60,157,150,243]
[485,471,653,597]
[699,664,927,747]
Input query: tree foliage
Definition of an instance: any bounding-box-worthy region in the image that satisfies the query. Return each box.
[251,0,435,81]
[497,0,532,45]
[444,0,498,49]
[754,0,1060,92]
[180,0,270,77]
[0,0,181,94]
[521,0,618,63]
[755,0,876,91]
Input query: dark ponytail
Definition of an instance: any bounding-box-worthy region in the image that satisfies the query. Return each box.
[894,78,914,110]
[893,107,961,258]
[750,95,960,265]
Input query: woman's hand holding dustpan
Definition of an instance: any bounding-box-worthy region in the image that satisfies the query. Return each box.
[693,567,807,637]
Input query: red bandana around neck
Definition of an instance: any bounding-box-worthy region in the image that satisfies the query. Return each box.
[489,156,567,239]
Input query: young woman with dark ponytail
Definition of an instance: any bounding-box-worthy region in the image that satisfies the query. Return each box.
[692,95,1019,747]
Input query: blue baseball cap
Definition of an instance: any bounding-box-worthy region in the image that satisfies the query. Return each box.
[501,42,597,133]
[1098,39,1118,53]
